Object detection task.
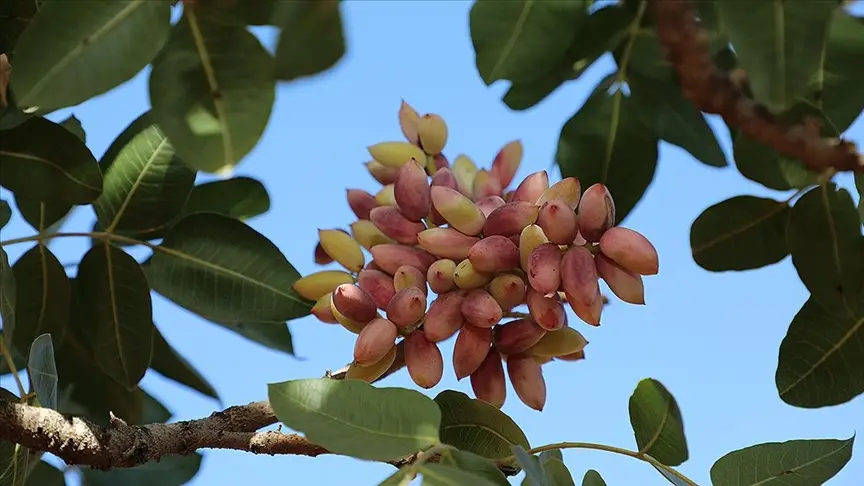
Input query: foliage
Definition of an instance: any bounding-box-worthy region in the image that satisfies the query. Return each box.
[0,0,862,485]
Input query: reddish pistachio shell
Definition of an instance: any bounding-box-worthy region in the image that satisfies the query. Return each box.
[470,350,506,408]
[599,227,659,276]
[394,158,431,222]
[346,189,380,220]
[526,243,562,296]
[472,169,503,200]
[417,227,480,261]
[512,170,549,204]
[423,291,466,343]
[493,318,546,356]
[507,355,547,411]
[311,294,339,324]
[460,289,503,328]
[353,318,398,365]
[595,253,645,304]
[487,273,527,310]
[427,259,457,294]
[405,332,444,388]
[369,206,426,245]
[370,244,437,275]
[561,246,602,326]
[430,153,450,172]
[332,284,378,325]
[537,200,579,245]
[475,195,507,217]
[453,324,492,379]
[467,235,520,273]
[490,140,523,188]
[393,265,427,294]
[357,269,396,310]
[386,287,427,327]
[398,99,420,144]
[431,186,486,236]
[483,202,539,237]
[526,287,567,331]
[314,242,334,265]
[430,168,458,225]
[578,183,616,242]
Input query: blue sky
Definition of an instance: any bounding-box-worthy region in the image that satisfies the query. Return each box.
[2,2,862,485]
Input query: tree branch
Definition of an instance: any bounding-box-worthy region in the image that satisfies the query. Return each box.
[649,0,863,174]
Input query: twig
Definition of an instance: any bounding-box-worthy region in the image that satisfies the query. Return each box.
[648,0,863,174]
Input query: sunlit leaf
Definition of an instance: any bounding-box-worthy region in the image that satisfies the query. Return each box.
[513,446,547,486]
[26,333,58,410]
[419,463,501,486]
[439,449,510,486]
[628,378,688,466]
[434,390,530,460]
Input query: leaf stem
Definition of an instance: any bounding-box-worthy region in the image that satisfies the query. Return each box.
[0,336,28,399]
[503,311,530,319]
[500,441,699,486]
[0,231,156,250]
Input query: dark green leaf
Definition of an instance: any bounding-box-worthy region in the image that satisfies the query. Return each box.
[0,117,102,204]
[439,449,510,486]
[857,174,864,225]
[26,333,57,410]
[0,248,14,342]
[151,325,218,400]
[76,243,153,389]
[0,201,9,230]
[25,461,64,486]
[787,184,864,312]
[268,378,441,461]
[0,388,31,486]
[147,213,312,323]
[628,378,688,466]
[9,244,70,358]
[542,459,575,486]
[208,319,294,355]
[58,115,86,143]
[139,390,172,425]
[0,0,37,56]
[14,196,72,232]
[503,4,633,110]
[470,0,588,85]
[539,450,562,464]
[556,81,658,222]
[776,294,864,408]
[513,446,547,486]
[274,1,346,81]
[710,437,854,486]
[199,0,277,26]
[820,11,864,132]
[94,111,196,235]
[419,463,501,486]
[149,11,275,173]
[690,196,791,271]
[183,176,270,220]
[715,2,835,111]
[82,453,202,486]
[581,470,606,486]
[12,0,171,112]
[629,72,726,168]
[434,390,530,460]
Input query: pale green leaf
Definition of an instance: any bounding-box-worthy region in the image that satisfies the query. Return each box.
[439,449,510,486]
[27,333,58,410]
[628,378,688,466]
[434,390,530,460]
[420,463,501,486]
[513,446,547,486]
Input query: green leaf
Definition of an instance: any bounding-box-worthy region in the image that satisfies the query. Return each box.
[581,470,606,486]
[709,437,855,486]
[503,4,633,110]
[26,333,57,410]
[556,80,658,222]
[150,325,218,400]
[419,463,501,486]
[542,459,575,486]
[0,117,102,204]
[628,72,726,168]
[0,0,37,56]
[94,111,196,235]
[208,319,294,355]
[857,174,864,225]
[470,0,588,86]
[628,378,688,467]
[149,11,275,174]
[715,1,835,111]
[14,196,72,232]
[776,293,864,408]
[539,450,562,463]
[9,244,70,358]
[0,248,16,344]
[76,243,153,389]
[147,213,312,323]
[0,388,31,486]
[434,390,530,460]
[787,184,864,312]
[377,469,412,486]
[273,1,346,81]
[25,461,65,486]
[82,453,202,486]
[0,200,10,230]
[513,446,547,486]
[198,0,277,26]
[690,196,792,272]
[139,390,172,425]
[439,449,510,486]
[267,378,441,462]
[820,11,864,133]
[11,0,171,112]
[183,176,270,220]
[58,115,86,143]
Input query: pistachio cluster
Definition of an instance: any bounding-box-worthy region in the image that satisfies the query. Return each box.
[292,101,659,410]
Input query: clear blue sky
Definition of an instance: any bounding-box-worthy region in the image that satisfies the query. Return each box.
[2,2,862,485]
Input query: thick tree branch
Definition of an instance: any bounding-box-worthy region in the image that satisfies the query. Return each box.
[649,0,863,174]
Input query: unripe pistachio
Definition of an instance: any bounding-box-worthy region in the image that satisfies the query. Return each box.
[519,224,549,271]
[512,170,549,204]
[367,141,428,169]
[536,177,581,209]
[366,160,399,185]
[595,253,645,304]
[346,189,380,220]
[329,297,368,334]
[357,269,396,310]
[507,355,547,411]
[405,332,444,388]
[430,186,486,236]
[460,289,503,328]
[354,317,398,365]
[293,270,354,300]
[526,243,562,296]
[453,259,494,289]
[311,293,339,324]
[453,324,492,380]
[394,158,431,221]
[427,259,457,294]
[369,206,425,245]
[493,318,546,356]
[472,169,503,200]
[537,200,579,245]
[375,184,397,206]
[556,350,585,362]
[393,265,427,295]
[346,344,397,382]
[451,154,478,198]
[526,287,567,331]
[350,220,395,250]
[423,291,465,343]
[490,140,523,188]
[370,244,437,275]
[467,235,520,273]
[470,351,506,408]
[386,287,427,327]
[398,99,421,144]
[417,227,480,260]
[483,202,539,237]
[599,227,659,276]
[430,167,459,225]
[318,229,365,272]
[527,327,588,357]
[418,113,448,154]
[487,273,527,311]
[578,183,616,242]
